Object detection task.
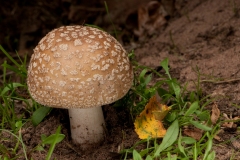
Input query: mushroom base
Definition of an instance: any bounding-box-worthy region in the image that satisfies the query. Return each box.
[68,106,106,149]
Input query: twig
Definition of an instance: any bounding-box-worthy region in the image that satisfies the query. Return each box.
[201,78,240,84]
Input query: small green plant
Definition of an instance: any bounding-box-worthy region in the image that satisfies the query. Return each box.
[31,126,65,160]
[0,45,27,81]
[0,44,224,159]
[0,121,28,160]
[0,46,64,159]
[0,45,29,133]
[0,125,64,160]
[120,53,218,159]
[1,45,53,126]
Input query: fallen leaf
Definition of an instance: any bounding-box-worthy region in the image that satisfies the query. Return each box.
[213,129,224,141]
[222,113,232,128]
[211,102,220,124]
[221,113,239,128]
[134,1,168,37]
[213,135,222,141]
[152,102,171,121]
[134,96,171,139]
[183,127,203,141]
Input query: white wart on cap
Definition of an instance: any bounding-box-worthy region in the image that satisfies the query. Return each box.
[27,25,133,109]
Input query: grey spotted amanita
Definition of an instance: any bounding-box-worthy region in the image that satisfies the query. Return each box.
[27,25,133,149]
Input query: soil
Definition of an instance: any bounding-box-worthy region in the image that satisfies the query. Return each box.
[1,0,240,159]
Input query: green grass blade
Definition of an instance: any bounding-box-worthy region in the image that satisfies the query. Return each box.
[1,63,21,74]
[181,137,196,145]
[178,130,187,157]
[32,106,52,126]
[139,69,148,82]
[184,101,199,117]
[133,150,142,160]
[154,119,179,157]
[0,129,28,160]
[104,1,109,14]
[193,142,197,160]
[84,24,104,31]
[42,132,65,145]
[172,82,181,100]
[190,120,212,131]
[103,1,117,38]
[45,126,65,160]
[0,45,21,69]
[205,151,215,160]
[0,46,27,76]
[160,58,171,79]
[146,155,153,160]
[1,83,24,96]
[203,132,213,160]
[3,60,7,84]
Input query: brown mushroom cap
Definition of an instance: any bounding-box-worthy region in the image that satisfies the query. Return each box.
[27,25,133,109]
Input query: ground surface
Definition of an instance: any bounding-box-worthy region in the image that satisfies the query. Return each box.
[0,0,240,159]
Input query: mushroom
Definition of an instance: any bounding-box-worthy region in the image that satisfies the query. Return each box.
[27,25,133,149]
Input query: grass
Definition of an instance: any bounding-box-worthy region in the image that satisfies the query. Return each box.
[0,45,64,160]
[230,0,239,17]
[0,45,238,160]
[118,54,219,160]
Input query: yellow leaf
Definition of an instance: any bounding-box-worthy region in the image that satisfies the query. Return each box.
[134,96,171,139]
[153,104,171,121]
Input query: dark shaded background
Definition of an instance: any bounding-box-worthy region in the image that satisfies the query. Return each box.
[0,0,107,53]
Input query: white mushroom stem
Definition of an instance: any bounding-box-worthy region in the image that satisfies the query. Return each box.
[68,106,105,149]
